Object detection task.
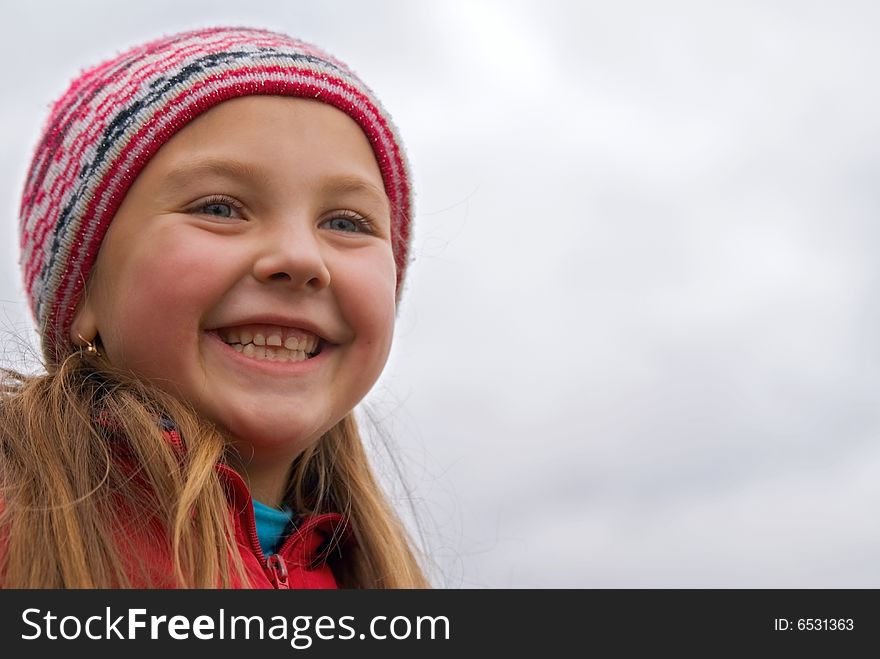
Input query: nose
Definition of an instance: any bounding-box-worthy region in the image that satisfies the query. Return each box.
[252,223,331,291]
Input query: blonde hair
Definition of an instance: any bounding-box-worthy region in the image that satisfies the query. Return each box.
[0,351,429,588]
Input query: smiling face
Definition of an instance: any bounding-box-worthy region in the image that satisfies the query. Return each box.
[72,96,397,475]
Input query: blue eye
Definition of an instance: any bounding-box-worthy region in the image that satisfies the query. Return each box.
[191,195,244,220]
[202,202,233,217]
[322,212,374,234]
[326,217,358,232]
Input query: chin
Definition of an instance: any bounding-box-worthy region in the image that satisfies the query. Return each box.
[219,415,331,460]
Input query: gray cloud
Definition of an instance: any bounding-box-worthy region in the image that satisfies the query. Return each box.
[3,0,880,587]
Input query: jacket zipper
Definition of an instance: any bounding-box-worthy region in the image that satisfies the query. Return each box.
[241,497,292,589]
[221,470,289,589]
[266,553,289,589]
[214,463,346,589]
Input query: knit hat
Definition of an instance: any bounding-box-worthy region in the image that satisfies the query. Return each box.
[19,26,413,363]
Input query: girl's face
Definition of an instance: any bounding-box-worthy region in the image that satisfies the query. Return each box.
[73,96,396,464]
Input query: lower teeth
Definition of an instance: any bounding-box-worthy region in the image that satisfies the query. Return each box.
[229,343,314,362]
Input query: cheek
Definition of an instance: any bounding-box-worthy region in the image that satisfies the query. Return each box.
[338,249,397,361]
[96,234,233,370]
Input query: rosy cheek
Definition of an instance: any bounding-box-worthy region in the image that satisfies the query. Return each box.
[346,256,397,350]
[100,244,204,366]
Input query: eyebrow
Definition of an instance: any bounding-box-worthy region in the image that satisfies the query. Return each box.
[319,175,390,212]
[162,158,271,194]
[162,158,390,212]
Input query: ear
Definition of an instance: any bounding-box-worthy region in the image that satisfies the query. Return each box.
[70,295,99,347]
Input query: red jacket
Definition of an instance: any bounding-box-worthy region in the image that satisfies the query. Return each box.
[219,459,352,589]
[159,426,354,589]
[0,424,353,589]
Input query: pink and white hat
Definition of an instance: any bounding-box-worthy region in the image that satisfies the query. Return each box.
[19,26,413,363]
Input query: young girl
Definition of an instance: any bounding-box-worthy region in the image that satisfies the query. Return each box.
[0,26,428,588]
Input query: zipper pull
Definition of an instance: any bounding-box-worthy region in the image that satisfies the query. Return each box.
[266,553,290,589]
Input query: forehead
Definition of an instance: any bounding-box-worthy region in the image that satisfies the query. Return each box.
[144,95,387,195]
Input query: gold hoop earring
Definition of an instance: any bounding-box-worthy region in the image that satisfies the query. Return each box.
[76,334,100,358]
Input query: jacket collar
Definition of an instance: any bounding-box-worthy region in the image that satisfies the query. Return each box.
[162,424,356,564]
[96,412,355,565]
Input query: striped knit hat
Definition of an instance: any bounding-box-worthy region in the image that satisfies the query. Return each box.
[19,26,413,363]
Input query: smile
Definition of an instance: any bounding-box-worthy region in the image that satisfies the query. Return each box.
[213,324,322,363]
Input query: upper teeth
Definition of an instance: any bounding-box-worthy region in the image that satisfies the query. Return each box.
[218,326,320,354]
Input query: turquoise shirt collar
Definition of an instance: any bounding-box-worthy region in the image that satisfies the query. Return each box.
[252,499,295,556]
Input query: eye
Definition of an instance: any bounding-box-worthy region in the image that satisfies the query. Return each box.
[321,210,375,234]
[190,195,245,220]
[203,203,233,217]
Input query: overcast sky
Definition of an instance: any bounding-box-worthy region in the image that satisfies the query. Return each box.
[2,0,880,587]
